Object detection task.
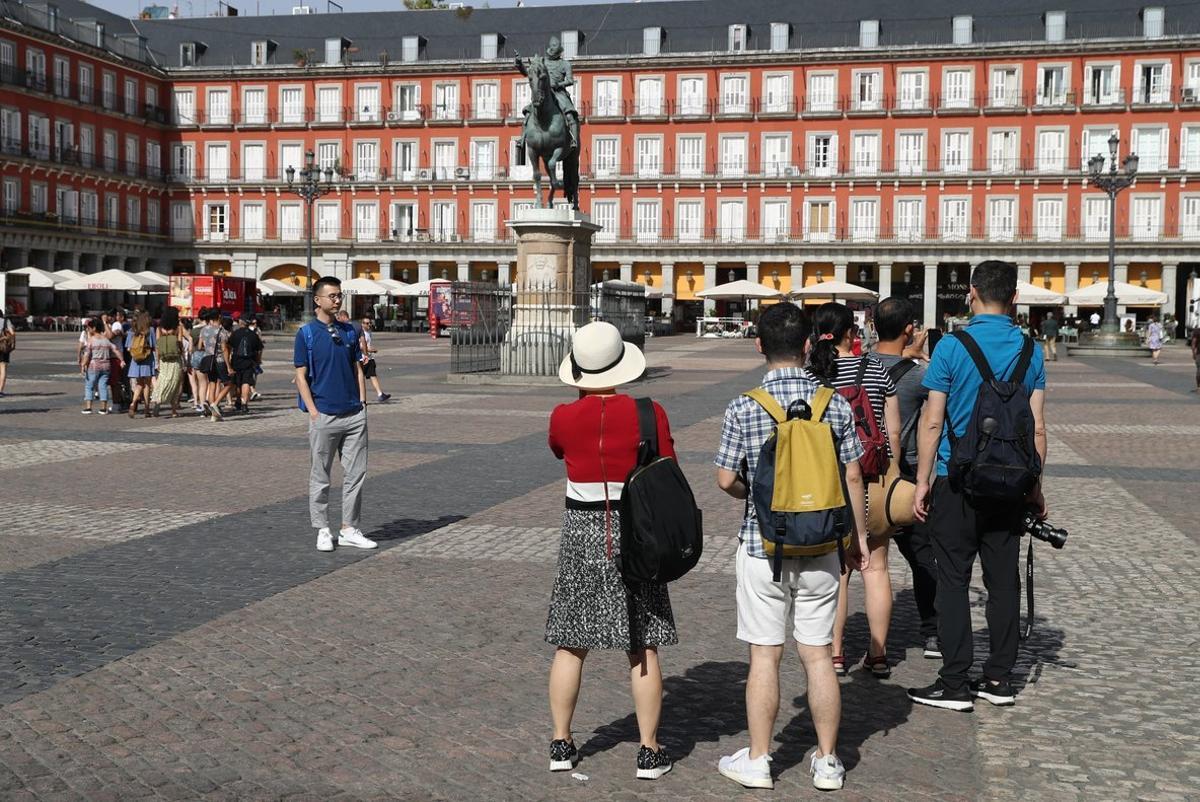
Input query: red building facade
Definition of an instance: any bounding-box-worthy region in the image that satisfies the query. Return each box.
[4,0,1200,327]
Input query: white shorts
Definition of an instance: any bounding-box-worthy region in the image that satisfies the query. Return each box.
[735,542,841,647]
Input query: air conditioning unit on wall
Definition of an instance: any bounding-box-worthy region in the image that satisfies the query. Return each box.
[386,110,401,122]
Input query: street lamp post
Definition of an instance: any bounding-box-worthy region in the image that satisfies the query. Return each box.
[286,150,337,321]
[1087,134,1139,335]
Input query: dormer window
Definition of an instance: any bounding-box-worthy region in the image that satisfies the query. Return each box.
[250,40,275,66]
[94,22,105,47]
[952,15,972,45]
[643,26,662,56]
[728,24,747,52]
[1045,11,1066,41]
[401,35,421,63]
[1142,7,1165,38]
[179,42,203,66]
[770,22,789,52]
[561,29,579,59]
[480,33,499,60]
[324,37,349,66]
[859,19,879,48]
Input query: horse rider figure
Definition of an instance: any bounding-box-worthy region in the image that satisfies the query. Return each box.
[515,36,579,154]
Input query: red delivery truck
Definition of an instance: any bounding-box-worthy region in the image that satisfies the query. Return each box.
[170,274,260,319]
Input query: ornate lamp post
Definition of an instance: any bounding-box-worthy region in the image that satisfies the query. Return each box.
[286,150,337,321]
[1087,134,1139,335]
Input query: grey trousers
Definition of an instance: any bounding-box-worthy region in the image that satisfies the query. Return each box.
[308,407,368,530]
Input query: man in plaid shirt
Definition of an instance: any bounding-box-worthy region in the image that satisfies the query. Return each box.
[713,302,870,793]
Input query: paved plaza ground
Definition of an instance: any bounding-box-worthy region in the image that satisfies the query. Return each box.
[0,330,1198,801]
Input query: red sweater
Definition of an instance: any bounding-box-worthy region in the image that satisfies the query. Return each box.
[548,394,676,502]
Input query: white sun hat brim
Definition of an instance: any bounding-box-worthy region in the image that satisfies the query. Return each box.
[558,337,647,389]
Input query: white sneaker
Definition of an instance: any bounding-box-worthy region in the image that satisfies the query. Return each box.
[718,747,773,789]
[810,752,845,791]
[338,527,377,549]
[316,528,334,552]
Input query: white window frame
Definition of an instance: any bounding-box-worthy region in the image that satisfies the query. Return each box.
[241,201,265,241]
[354,200,378,242]
[676,133,705,178]
[279,85,305,124]
[990,65,1021,108]
[591,199,619,242]
[242,142,266,182]
[720,73,750,115]
[636,75,664,116]
[762,198,790,242]
[401,36,420,63]
[1179,193,1200,238]
[770,22,789,53]
[635,135,663,178]
[897,69,928,110]
[850,198,878,242]
[242,87,268,125]
[807,131,837,176]
[807,71,837,112]
[717,198,746,242]
[804,198,835,242]
[761,132,791,177]
[1034,196,1065,241]
[591,135,620,178]
[987,196,1016,242]
[1131,125,1170,172]
[468,138,496,180]
[316,85,342,123]
[205,87,231,125]
[1134,60,1172,104]
[205,201,228,242]
[728,24,747,53]
[634,199,660,243]
[896,130,926,175]
[1036,63,1071,106]
[394,82,421,121]
[431,139,458,180]
[989,128,1019,174]
[675,198,703,243]
[677,74,706,116]
[393,139,419,180]
[642,27,662,57]
[1084,62,1122,105]
[762,72,792,113]
[592,76,621,117]
[1036,127,1067,173]
[279,201,303,241]
[718,134,748,178]
[480,33,499,61]
[470,199,497,242]
[859,19,880,48]
[472,81,499,120]
[1083,195,1110,241]
[173,89,196,125]
[894,197,925,242]
[354,140,379,180]
[316,200,341,242]
[354,83,381,123]
[941,67,974,109]
[952,15,973,45]
[561,30,580,60]
[851,131,880,176]
[1045,10,1067,42]
[941,129,972,174]
[940,196,970,241]
[433,82,460,120]
[853,69,882,111]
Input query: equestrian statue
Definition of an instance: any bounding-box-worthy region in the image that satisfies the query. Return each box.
[515,36,581,210]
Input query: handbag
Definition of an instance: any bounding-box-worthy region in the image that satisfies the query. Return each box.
[198,334,218,373]
[866,463,916,538]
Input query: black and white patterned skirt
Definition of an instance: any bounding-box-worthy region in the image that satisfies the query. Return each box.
[545,502,677,652]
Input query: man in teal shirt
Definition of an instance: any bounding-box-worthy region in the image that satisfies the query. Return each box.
[908,260,1048,712]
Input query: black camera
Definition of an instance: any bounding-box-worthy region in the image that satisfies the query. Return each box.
[1022,513,1068,549]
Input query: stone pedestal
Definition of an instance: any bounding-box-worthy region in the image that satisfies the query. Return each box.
[501,207,600,376]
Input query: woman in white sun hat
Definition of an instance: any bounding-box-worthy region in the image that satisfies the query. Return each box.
[544,321,676,781]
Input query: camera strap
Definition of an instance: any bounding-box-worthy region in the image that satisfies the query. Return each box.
[1021,539,1034,641]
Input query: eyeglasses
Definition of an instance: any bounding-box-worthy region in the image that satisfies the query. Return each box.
[318,293,344,301]
[325,323,343,345]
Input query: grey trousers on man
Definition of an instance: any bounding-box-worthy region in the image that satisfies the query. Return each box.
[308,407,368,530]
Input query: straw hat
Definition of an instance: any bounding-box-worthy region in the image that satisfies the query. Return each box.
[558,321,646,389]
[866,469,917,537]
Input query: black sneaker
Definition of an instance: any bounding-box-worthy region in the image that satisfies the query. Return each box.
[923,636,942,659]
[907,680,974,712]
[549,739,578,772]
[970,677,1016,706]
[378,392,391,402]
[636,746,673,780]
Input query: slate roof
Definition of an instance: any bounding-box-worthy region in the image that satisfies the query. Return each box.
[9,0,1200,70]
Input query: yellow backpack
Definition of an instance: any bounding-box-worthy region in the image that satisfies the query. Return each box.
[743,386,851,580]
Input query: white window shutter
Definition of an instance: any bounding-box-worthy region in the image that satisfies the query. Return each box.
[1112,64,1121,100]
[1161,63,1172,102]
[830,133,839,173]
[1161,128,1171,168]
[1036,66,1046,101]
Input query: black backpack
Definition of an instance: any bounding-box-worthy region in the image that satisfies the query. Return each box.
[618,399,703,585]
[947,332,1042,500]
[887,360,921,481]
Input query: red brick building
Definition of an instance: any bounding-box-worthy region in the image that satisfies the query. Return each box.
[4,0,1200,328]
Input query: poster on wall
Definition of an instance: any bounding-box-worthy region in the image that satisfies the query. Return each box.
[169,275,195,318]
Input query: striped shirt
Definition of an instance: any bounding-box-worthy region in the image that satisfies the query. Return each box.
[805,355,896,432]
[714,368,864,558]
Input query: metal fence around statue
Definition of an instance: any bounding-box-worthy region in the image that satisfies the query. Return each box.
[449,281,646,376]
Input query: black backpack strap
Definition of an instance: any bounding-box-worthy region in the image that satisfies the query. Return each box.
[950,331,996,383]
[1009,336,1035,384]
[887,359,918,385]
[634,398,659,462]
[855,356,869,386]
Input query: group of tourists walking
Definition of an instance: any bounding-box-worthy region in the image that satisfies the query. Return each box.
[528,259,1049,791]
[76,307,265,418]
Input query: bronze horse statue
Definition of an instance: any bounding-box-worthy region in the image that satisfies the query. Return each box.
[520,55,580,210]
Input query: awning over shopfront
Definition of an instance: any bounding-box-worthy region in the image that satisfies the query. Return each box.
[1015,281,1066,305]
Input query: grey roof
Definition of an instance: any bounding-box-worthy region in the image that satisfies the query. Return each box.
[18,0,1200,70]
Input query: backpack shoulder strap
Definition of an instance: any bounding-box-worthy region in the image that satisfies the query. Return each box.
[1009,336,1035,384]
[810,385,836,422]
[887,359,918,385]
[634,397,659,459]
[950,330,996,383]
[855,356,869,385]
[743,387,787,424]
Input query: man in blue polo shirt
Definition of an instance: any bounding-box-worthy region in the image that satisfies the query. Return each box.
[908,260,1048,712]
[294,276,377,553]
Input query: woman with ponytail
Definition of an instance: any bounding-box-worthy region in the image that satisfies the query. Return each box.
[805,302,902,679]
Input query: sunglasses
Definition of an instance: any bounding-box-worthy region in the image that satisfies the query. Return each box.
[326,323,343,345]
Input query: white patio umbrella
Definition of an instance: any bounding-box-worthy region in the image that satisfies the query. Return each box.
[340,277,392,296]
[52,269,86,281]
[9,266,64,288]
[376,278,411,295]
[395,279,451,297]
[790,280,879,303]
[695,279,786,301]
[1015,281,1066,306]
[1067,281,1168,307]
[258,278,305,296]
[131,271,170,287]
[56,269,167,293]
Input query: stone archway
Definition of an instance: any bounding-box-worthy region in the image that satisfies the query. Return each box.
[261,264,319,288]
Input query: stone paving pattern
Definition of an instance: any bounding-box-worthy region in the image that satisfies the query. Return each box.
[0,332,1198,800]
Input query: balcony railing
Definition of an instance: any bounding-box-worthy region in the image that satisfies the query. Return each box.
[0,66,169,123]
[2,139,165,181]
[0,207,166,239]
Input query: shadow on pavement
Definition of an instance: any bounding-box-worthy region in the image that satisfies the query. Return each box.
[368,514,466,544]
[579,659,750,763]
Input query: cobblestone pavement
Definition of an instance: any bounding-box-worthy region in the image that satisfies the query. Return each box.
[0,332,1198,800]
